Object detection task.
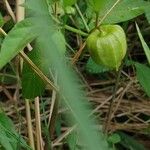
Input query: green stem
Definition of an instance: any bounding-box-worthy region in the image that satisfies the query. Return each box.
[64,25,88,37]
[104,61,124,133]
[50,11,88,36]
[95,12,99,28]
[104,48,129,133]
[75,4,90,32]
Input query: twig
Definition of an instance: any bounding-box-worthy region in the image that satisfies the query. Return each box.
[16,0,36,149]
[16,0,25,22]
[53,125,76,147]
[35,97,44,150]
[48,73,59,137]
[25,100,35,150]
[71,41,86,64]
[3,0,16,22]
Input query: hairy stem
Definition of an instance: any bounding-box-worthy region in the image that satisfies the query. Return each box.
[75,4,90,32]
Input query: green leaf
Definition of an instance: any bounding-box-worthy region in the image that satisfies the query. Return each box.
[0,18,37,69]
[0,128,13,150]
[63,0,77,7]
[117,131,146,150]
[86,0,109,13]
[22,48,46,98]
[101,0,150,24]
[144,7,150,23]
[67,131,77,150]
[0,113,31,150]
[21,17,66,99]
[136,23,150,65]
[86,57,110,74]
[135,63,150,97]
[25,0,50,17]
[108,133,121,144]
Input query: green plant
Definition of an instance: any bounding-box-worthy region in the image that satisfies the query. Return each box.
[0,0,150,150]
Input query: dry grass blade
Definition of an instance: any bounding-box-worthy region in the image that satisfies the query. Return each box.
[25,99,35,150]
[35,97,44,150]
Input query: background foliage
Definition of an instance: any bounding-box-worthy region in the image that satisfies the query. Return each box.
[0,0,150,150]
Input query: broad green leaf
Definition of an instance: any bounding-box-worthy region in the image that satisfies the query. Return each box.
[22,48,46,98]
[0,18,37,69]
[0,128,13,150]
[0,113,31,150]
[100,0,150,24]
[21,17,66,98]
[86,57,110,74]
[86,0,109,13]
[117,131,146,150]
[67,131,77,150]
[63,0,77,7]
[135,63,150,97]
[25,0,50,17]
[0,113,16,131]
[136,23,150,64]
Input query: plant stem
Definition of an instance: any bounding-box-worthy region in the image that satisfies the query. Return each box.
[71,41,86,64]
[50,13,88,36]
[16,0,25,22]
[48,73,59,138]
[3,0,16,22]
[75,4,90,32]
[64,25,88,37]
[104,63,123,133]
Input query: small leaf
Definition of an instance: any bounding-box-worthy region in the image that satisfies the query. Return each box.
[136,23,150,65]
[22,48,46,98]
[67,131,77,150]
[0,128,13,150]
[108,133,121,144]
[0,18,37,69]
[63,0,77,7]
[118,131,146,150]
[0,113,31,150]
[135,63,150,97]
[86,57,110,74]
[87,0,109,13]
